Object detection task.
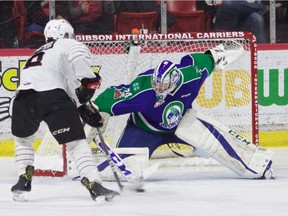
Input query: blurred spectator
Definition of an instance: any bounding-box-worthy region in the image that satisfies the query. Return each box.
[67,0,115,34]
[214,0,269,43]
[0,1,18,48]
[114,1,175,32]
[197,1,219,30]
[24,1,67,34]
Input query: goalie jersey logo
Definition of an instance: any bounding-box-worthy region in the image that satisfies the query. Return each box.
[160,102,184,129]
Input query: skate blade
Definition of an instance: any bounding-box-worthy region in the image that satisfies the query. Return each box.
[12,191,29,202]
[264,169,276,180]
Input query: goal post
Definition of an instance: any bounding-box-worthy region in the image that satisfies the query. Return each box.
[34,31,258,177]
[34,132,67,177]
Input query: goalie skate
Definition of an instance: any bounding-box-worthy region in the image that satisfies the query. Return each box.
[11,165,34,202]
[262,169,276,180]
[259,161,276,180]
[81,177,120,203]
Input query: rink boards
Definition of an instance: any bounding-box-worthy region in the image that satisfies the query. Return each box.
[0,130,287,157]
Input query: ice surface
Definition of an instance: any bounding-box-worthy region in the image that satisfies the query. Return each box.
[0,148,287,216]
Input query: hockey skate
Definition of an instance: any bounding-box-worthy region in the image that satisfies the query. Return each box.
[11,165,34,202]
[81,177,120,203]
[259,161,276,180]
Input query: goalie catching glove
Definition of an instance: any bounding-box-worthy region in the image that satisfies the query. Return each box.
[78,103,103,128]
[76,74,101,104]
[204,40,244,71]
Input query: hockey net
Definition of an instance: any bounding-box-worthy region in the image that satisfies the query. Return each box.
[34,32,258,177]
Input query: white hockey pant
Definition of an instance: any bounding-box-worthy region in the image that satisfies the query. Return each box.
[175,109,273,179]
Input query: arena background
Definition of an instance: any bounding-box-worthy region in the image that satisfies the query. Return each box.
[0,44,288,157]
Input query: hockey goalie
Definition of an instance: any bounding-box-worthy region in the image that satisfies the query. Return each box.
[91,40,274,180]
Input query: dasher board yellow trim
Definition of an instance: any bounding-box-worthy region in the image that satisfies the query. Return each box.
[0,131,287,157]
[260,131,288,148]
[0,140,42,157]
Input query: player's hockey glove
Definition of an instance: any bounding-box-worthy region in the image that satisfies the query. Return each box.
[76,74,101,104]
[78,103,103,128]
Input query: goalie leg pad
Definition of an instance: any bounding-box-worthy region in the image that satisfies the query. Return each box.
[175,109,273,179]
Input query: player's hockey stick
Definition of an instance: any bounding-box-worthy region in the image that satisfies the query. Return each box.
[95,127,124,191]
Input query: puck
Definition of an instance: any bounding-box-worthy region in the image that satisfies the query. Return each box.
[136,188,145,193]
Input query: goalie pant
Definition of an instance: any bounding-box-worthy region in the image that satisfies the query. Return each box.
[175,109,273,179]
[116,117,192,158]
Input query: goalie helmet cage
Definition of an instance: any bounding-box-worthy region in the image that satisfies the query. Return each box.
[34,31,258,177]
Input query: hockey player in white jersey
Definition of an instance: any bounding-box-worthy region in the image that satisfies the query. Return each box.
[10,19,119,203]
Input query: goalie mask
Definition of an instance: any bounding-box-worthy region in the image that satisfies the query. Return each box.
[152,60,181,107]
[44,19,75,42]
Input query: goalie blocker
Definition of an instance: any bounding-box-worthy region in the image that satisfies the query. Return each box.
[175,109,274,179]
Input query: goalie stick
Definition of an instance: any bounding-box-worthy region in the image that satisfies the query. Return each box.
[96,140,139,181]
[94,128,149,192]
[94,136,160,183]
[85,102,159,189]
[82,118,159,185]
